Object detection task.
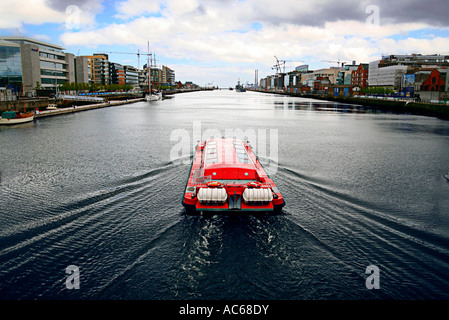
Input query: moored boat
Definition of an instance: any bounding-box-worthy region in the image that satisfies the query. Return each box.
[0,111,34,125]
[235,79,246,92]
[145,92,162,101]
[182,137,285,214]
[144,41,162,102]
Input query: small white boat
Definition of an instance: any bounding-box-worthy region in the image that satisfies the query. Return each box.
[47,104,57,110]
[144,42,163,103]
[145,92,162,101]
[0,111,34,125]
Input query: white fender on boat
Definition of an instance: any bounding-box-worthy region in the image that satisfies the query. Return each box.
[243,188,273,204]
[197,188,228,204]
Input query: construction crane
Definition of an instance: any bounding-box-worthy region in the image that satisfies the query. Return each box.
[102,50,154,69]
[272,56,286,74]
[272,57,305,74]
[321,59,347,67]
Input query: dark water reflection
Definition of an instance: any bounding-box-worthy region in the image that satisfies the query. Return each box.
[1,90,449,300]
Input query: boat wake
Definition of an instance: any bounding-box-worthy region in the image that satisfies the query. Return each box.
[272,165,449,299]
[2,157,449,299]
[0,160,186,298]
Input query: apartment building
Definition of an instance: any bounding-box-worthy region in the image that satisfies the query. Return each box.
[351,63,369,88]
[1,36,177,95]
[368,61,409,89]
[336,62,358,85]
[124,65,140,88]
[162,65,175,85]
[377,54,449,68]
[75,56,90,84]
[81,53,110,85]
[109,62,125,85]
[368,54,449,89]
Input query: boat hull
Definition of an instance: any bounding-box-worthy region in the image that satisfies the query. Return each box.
[182,199,286,215]
[181,138,285,214]
[145,93,162,101]
[0,114,34,125]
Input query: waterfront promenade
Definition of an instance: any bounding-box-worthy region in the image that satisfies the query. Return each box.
[33,98,145,119]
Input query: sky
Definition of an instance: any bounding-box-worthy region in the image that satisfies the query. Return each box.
[1,0,449,87]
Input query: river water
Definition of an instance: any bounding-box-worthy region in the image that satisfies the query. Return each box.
[1,90,449,300]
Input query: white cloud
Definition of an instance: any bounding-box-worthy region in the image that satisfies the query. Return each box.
[172,63,257,87]
[114,0,163,19]
[378,37,449,56]
[30,34,53,42]
[0,0,66,28]
[165,0,200,17]
[0,0,103,30]
[8,0,443,86]
[60,4,449,69]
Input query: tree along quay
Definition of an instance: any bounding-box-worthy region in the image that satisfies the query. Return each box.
[253,90,449,121]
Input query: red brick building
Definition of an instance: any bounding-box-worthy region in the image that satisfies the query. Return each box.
[116,69,125,85]
[421,69,446,91]
[351,63,369,88]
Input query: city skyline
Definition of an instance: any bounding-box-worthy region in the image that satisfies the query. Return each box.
[1,0,449,87]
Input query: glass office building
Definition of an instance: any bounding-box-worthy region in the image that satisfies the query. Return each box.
[0,36,77,94]
[0,40,22,94]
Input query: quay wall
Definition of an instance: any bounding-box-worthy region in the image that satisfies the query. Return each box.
[254,90,449,120]
[0,93,144,113]
[0,89,208,113]
[34,98,145,119]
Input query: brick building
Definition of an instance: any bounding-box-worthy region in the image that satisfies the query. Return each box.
[351,64,369,88]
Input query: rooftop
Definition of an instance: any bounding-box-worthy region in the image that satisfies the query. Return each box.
[0,36,65,51]
[0,39,20,47]
[202,138,257,180]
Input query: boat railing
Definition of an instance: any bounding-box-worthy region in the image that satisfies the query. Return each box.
[192,169,212,184]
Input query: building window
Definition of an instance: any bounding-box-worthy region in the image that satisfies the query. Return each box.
[40,69,66,77]
[41,77,66,85]
[0,45,22,91]
[40,60,65,70]
[39,52,65,61]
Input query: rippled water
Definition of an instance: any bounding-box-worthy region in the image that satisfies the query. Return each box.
[1,90,449,300]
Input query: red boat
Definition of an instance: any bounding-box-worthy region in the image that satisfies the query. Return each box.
[182,137,285,214]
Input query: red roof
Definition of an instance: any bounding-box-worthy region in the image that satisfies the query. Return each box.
[202,138,257,180]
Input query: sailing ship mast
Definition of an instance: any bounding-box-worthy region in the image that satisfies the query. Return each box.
[148,41,151,95]
[144,41,161,101]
